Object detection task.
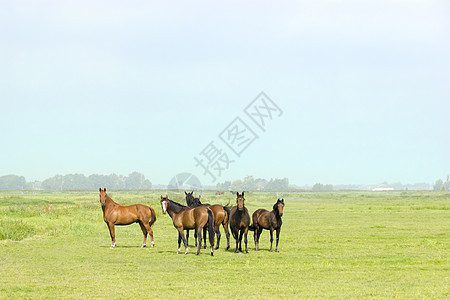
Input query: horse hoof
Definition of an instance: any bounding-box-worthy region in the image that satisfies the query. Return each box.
[141,244,146,248]
[226,246,230,250]
[245,250,248,254]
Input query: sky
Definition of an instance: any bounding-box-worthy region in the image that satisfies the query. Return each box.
[0,0,449,186]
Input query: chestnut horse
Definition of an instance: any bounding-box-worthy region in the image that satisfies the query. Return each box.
[185,191,231,250]
[249,198,285,252]
[160,195,215,256]
[229,192,250,253]
[98,188,156,248]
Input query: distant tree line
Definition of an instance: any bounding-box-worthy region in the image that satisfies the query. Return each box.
[216,176,289,191]
[311,183,334,191]
[433,175,450,191]
[0,172,152,190]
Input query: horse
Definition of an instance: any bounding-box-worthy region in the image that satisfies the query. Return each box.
[160,195,215,256]
[185,192,231,250]
[184,191,208,247]
[229,192,250,253]
[98,188,156,248]
[249,198,285,252]
[216,191,224,195]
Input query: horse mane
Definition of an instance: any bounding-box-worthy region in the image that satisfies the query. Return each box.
[105,193,117,205]
[167,199,187,213]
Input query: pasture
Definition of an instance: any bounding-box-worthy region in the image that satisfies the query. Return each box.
[0,190,448,298]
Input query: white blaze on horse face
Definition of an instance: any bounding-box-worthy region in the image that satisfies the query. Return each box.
[162,201,167,213]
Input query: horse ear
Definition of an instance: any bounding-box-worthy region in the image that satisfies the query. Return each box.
[104,188,106,192]
[185,191,187,195]
[242,191,245,197]
[160,195,163,200]
[99,188,102,192]
[166,194,168,199]
[199,195,201,199]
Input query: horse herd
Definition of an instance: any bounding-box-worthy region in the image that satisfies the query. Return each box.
[98,188,285,256]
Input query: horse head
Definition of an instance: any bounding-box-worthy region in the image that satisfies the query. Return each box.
[99,188,107,207]
[160,195,169,214]
[185,191,195,207]
[236,191,245,211]
[273,198,285,217]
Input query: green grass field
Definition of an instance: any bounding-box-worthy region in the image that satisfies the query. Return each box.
[0,190,448,299]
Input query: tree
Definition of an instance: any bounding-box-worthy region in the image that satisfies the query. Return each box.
[312,183,333,191]
[125,172,152,190]
[0,175,26,190]
[41,175,64,190]
[312,183,324,191]
[433,179,444,191]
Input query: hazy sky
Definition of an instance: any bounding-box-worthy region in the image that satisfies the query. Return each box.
[1,0,449,186]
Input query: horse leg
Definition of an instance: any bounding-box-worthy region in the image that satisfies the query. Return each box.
[253,225,258,250]
[234,229,239,253]
[275,228,281,252]
[214,225,221,250]
[238,230,244,252]
[177,232,182,254]
[196,227,203,255]
[244,227,249,254]
[178,229,189,254]
[194,230,198,247]
[107,223,116,248]
[269,228,274,252]
[143,222,155,248]
[256,227,263,251]
[224,224,230,250]
[186,229,190,246]
[203,227,207,249]
[139,222,148,248]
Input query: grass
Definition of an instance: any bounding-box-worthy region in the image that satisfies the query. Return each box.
[0,190,449,299]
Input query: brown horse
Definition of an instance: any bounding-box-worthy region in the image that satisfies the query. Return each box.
[185,192,231,250]
[249,198,285,252]
[98,188,156,248]
[160,195,215,256]
[229,192,250,253]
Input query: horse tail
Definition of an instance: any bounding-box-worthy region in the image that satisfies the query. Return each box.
[248,224,256,231]
[207,208,215,248]
[223,205,231,224]
[149,206,157,227]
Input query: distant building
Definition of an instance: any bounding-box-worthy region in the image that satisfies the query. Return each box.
[372,187,395,191]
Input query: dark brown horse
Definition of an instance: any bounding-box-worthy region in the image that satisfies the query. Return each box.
[98,188,156,248]
[249,198,285,252]
[185,192,230,250]
[160,195,215,256]
[229,192,250,253]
